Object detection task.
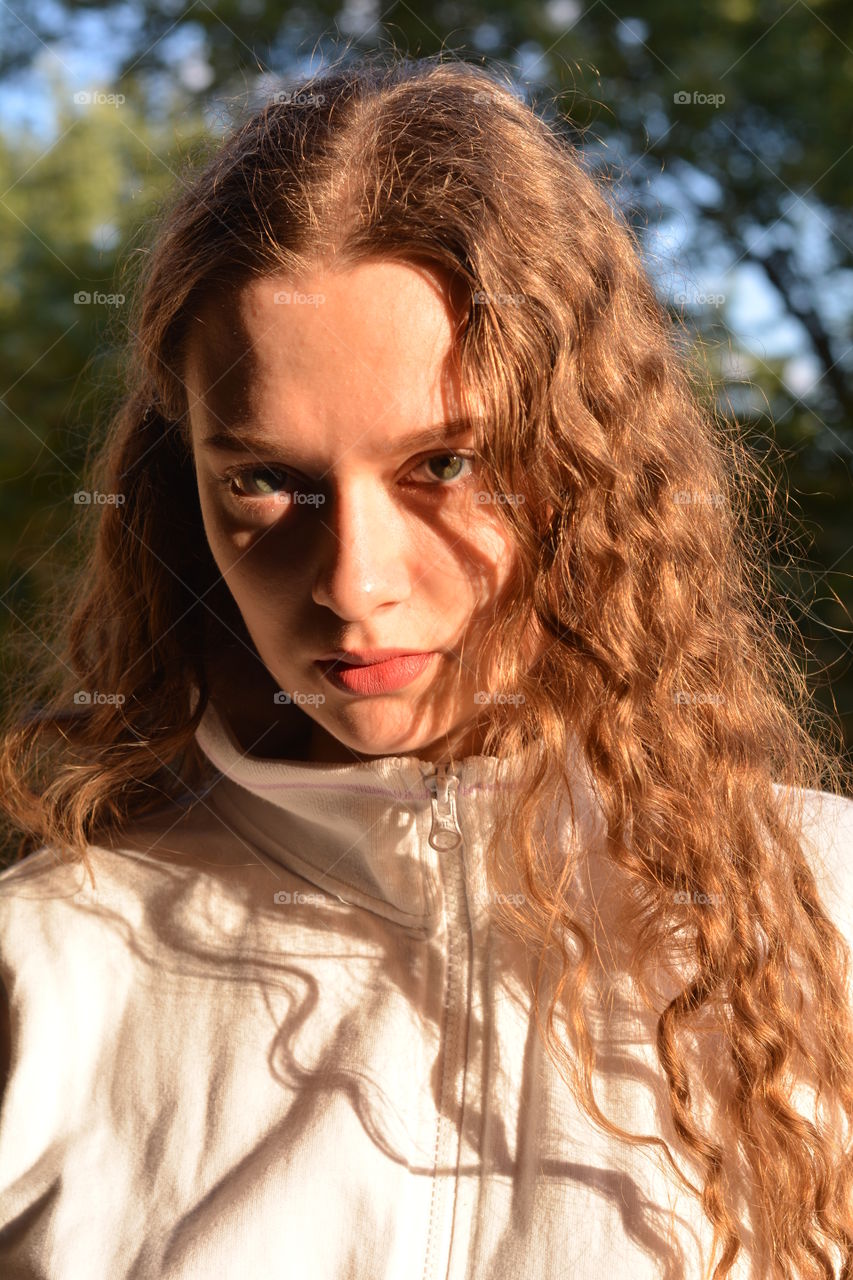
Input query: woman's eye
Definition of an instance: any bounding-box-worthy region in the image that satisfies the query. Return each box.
[220,466,294,504]
[409,452,475,486]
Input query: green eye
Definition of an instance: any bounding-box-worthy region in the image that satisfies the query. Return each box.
[415,452,475,486]
[429,454,465,481]
[227,466,291,498]
[216,465,296,511]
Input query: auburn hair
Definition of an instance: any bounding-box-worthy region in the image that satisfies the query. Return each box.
[2,51,852,1278]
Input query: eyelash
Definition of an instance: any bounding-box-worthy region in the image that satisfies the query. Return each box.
[216,451,478,510]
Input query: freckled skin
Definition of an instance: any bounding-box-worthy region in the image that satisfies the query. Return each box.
[184,258,540,764]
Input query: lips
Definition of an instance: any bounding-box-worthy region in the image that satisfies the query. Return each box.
[315,649,432,667]
[314,651,439,695]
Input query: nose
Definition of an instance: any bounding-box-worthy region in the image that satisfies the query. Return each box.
[311,475,413,619]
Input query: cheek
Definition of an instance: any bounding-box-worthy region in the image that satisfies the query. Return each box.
[492,521,520,572]
[474,517,520,585]
[196,488,300,613]
[197,473,285,566]
[196,477,235,567]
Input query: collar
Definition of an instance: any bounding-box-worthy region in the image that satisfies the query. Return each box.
[191,696,526,927]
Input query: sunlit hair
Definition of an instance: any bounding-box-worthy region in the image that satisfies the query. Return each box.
[2,51,852,1278]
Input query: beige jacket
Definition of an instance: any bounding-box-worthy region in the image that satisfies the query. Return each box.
[0,697,851,1279]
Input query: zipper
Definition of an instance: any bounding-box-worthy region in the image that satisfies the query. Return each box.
[422,761,471,1280]
[425,761,463,851]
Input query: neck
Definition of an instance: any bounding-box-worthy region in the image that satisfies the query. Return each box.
[204,646,312,762]
[304,715,494,766]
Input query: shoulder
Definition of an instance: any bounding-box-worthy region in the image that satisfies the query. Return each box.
[0,792,334,990]
[0,796,248,966]
[0,787,252,896]
[773,783,853,948]
[0,846,153,1007]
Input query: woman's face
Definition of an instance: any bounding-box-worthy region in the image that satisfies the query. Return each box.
[184,258,536,764]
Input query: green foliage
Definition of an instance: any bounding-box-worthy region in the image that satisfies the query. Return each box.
[0,70,208,694]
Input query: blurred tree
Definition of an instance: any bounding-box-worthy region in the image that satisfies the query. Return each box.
[0,71,208,704]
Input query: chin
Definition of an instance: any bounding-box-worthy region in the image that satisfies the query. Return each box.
[309,716,444,764]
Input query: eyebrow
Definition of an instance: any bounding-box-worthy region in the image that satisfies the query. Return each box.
[200,418,478,458]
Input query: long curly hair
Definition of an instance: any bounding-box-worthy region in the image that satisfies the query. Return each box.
[2,51,852,1278]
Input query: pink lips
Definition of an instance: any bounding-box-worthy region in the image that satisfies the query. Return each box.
[315,652,439,695]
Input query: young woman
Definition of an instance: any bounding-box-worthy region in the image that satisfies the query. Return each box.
[0,53,851,1280]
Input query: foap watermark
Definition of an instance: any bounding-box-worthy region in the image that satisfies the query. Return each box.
[273,690,326,706]
[74,490,125,505]
[72,886,115,908]
[271,489,325,506]
[73,291,125,306]
[673,690,725,706]
[272,290,326,307]
[73,90,125,108]
[273,890,327,905]
[673,889,723,908]
[472,289,530,308]
[474,690,526,706]
[471,88,524,106]
[474,490,525,505]
[673,291,726,308]
[270,90,326,107]
[672,490,726,509]
[474,891,527,909]
[74,690,126,706]
[673,90,725,109]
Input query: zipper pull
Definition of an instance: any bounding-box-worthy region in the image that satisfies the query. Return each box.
[425,762,463,851]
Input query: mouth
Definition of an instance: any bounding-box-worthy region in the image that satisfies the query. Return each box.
[315,648,435,667]
[313,651,440,696]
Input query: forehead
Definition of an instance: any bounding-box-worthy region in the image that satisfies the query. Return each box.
[182,260,471,435]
